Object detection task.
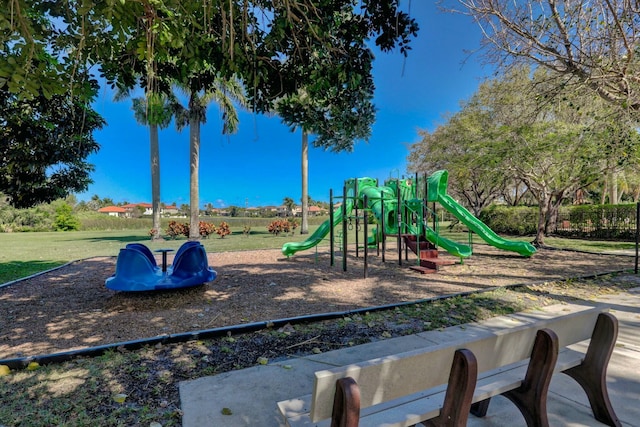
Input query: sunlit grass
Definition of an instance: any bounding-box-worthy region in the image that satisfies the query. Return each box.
[1,221,636,284]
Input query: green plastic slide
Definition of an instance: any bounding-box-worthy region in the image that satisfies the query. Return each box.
[427,170,537,257]
[281,186,357,258]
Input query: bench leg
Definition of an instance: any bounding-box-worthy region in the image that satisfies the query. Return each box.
[502,328,558,427]
[331,377,360,427]
[421,348,478,427]
[470,399,491,417]
[563,312,621,427]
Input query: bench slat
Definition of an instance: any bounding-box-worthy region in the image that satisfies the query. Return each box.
[279,347,588,427]
[309,306,604,422]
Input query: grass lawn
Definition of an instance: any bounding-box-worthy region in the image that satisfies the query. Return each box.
[0,226,326,284]
[1,226,637,284]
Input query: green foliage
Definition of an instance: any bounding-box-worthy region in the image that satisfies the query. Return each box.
[53,203,80,231]
[479,205,538,236]
[0,76,104,208]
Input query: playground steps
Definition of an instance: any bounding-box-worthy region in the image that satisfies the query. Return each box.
[419,257,457,270]
[403,234,458,273]
[409,265,437,274]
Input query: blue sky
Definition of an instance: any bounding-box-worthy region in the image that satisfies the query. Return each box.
[79,2,492,209]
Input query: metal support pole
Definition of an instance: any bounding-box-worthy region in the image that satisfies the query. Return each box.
[381,194,386,262]
[329,189,334,267]
[363,195,368,279]
[397,182,402,266]
[355,179,359,258]
[342,185,348,272]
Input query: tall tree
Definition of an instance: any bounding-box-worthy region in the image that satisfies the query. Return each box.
[283,197,296,217]
[454,0,640,111]
[129,94,173,240]
[0,76,104,208]
[408,107,508,216]
[173,77,246,240]
[2,1,418,209]
[409,67,640,245]
[274,2,414,234]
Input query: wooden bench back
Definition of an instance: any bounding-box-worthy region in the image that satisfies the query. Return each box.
[310,305,606,422]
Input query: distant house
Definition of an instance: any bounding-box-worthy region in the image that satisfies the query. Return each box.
[292,205,327,216]
[121,203,152,216]
[162,205,179,216]
[308,205,327,216]
[277,205,290,217]
[98,206,127,217]
[246,207,260,217]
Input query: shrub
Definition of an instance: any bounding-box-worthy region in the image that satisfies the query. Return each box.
[478,205,537,236]
[166,221,188,239]
[53,203,81,231]
[216,221,231,238]
[267,219,298,236]
[199,221,217,238]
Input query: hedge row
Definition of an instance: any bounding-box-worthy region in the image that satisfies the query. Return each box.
[478,203,639,240]
[478,205,538,236]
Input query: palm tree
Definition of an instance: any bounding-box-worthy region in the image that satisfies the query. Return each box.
[173,76,246,240]
[126,93,173,240]
[283,197,296,217]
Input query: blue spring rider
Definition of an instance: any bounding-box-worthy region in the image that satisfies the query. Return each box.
[105,241,217,292]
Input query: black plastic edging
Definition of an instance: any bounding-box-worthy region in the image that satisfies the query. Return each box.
[0,265,630,371]
[0,257,105,290]
[0,262,73,290]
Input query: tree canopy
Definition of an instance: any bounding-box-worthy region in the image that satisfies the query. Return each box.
[2,1,417,105]
[1,0,418,208]
[0,76,104,208]
[409,67,640,245]
[454,0,640,112]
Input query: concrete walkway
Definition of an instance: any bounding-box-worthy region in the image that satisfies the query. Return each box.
[180,287,640,426]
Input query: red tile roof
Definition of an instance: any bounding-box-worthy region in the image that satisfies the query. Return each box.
[98,206,127,213]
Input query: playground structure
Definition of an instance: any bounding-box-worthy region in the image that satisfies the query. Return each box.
[105,241,217,291]
[282,170,536,273]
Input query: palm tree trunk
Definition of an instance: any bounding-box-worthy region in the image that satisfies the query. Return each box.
[301,131,309,234]
[189,116,200,240]
[150,124,162,240]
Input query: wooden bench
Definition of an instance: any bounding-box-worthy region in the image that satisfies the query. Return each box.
[277,306,620,427]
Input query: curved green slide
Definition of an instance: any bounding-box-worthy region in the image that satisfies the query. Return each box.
[359,185,471,258]
[281,180,359,257]
[428,170,537,257]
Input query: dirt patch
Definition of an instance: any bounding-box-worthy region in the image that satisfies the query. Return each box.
[0,244,634,359]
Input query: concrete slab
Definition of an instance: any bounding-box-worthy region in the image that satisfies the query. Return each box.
[179,291,640,427]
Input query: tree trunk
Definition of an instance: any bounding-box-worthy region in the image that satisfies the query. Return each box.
[546,194,564,236]
[189,115,200,241]
[301,131,309,234]
[150,124,162,241]
[610,169,618,204]
[533,194,551,246]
